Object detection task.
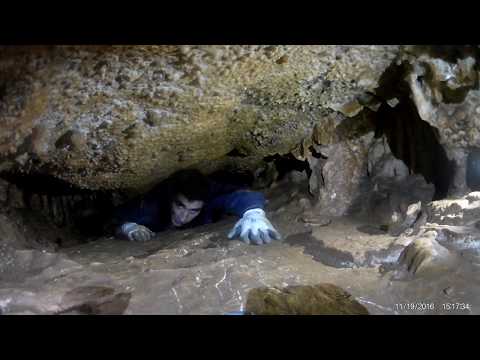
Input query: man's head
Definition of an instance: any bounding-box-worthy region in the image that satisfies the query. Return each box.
[168,169,210,227]
[171,193,204,227]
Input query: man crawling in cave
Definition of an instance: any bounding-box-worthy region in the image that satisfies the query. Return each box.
[109,169,281,245]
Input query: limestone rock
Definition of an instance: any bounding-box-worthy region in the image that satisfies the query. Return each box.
[0,212,28,249]
[57,286,131,315]
[399,46,480,195]
[315,132,374,217]
[415,192,480,251]
[0,248,124,314]
[368,137,410,182]
[425,192,480,226]
[245,284,369,315]
[0,45,399,192]
[355,135,434,229]
[389,201,423,237]
[393,230,455,278]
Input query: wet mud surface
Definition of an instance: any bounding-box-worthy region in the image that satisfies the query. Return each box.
[284,232,356,268]
[2,184,480,315]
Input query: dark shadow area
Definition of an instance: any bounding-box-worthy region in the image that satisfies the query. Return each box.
[374,98,454,200]
[226,148,248,158]
[1,171,94,196]
[284,231,355,268]
[0,171,121,238]
[374,61,411,102]
[209,168,254,188]
[57,286,131,315]
[264,153,310,180]
[466,147,480,191]
[371,61,455,200]
[357,224,389,235]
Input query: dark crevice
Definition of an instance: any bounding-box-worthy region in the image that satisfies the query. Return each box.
[374,98,454,200]
[0,83,7,101]
[370,59,458,200]
[209,168,254,188]
[441,85,477,104]
[466,148,480,191]
[284,232,356,268]
[374,61,411,103]
[263,153,310,181]
[226,148,248,158]
[0,171,124,239]
[308,145,328,159]
[1,171,88,196]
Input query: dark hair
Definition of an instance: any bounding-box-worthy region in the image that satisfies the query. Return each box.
[168,169,210,202]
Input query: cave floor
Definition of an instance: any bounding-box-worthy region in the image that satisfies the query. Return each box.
[2,183,480,315]
[59,217,480,315]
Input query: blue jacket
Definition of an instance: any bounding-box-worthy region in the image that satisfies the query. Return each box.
[112,180,265,232]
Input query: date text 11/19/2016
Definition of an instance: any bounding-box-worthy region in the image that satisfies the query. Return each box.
[394,303,472,312]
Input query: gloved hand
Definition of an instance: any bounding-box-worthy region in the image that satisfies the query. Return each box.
[228,208,281,245]
[118,222,155,242]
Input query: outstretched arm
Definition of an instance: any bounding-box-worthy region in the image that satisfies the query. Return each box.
[207,190,266,217]
[110,197,157,241]
[208,190,281,245]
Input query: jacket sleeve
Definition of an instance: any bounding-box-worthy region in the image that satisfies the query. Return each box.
[111,196,159,230]
[205,190,266,219]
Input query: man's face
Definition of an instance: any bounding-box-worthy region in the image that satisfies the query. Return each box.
[171,193,204,227]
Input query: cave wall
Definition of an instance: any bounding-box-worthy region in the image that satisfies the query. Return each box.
[399,45,480,195]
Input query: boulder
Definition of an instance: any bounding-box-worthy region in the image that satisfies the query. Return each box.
[245,284,369,315]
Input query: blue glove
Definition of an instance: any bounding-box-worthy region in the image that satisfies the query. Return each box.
[117,222,155,242]
[228,208,281,245]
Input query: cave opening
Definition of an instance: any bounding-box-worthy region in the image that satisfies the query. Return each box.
[368,59,455,201]
[0,171,124,243]
[373,97,454,200]
[263,153,312,181]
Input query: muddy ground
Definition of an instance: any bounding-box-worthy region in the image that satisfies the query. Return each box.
[1,180,480,315]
